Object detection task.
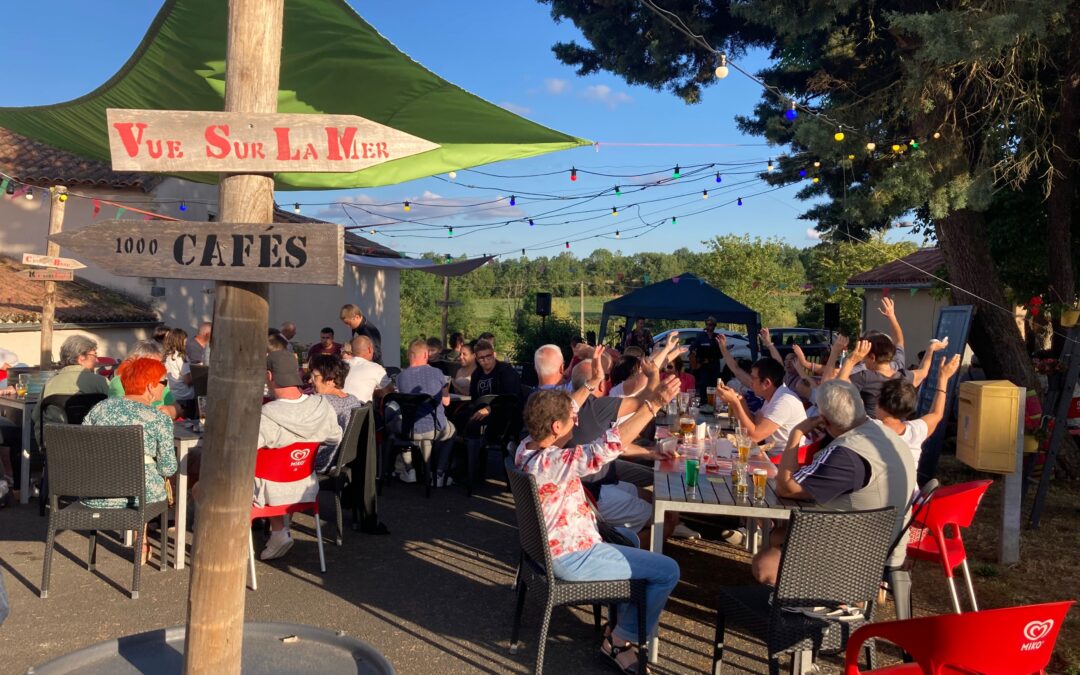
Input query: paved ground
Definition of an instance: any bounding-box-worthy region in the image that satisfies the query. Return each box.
[1,473,906,674]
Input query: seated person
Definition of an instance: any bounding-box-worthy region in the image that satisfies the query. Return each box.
[309,354,364,473]
[875,354,960,466]
[343,335,391,404]
[839,336,945,418]
[307,327,343,362]
[665,355,696,393]
[754,379,915,585]
[718,357,807,449]
[108,339,181,420]
[464,339,522,435]
[392,339,456,486]
[256,350,342,560]
[38,335,111,444]
[516,386,680,674]
[81,358,177,564]
[452,341,477,396]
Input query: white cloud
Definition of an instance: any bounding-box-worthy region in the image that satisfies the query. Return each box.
[581,84,632,108]
[806,228,822,241]
[544,78,569,95]
[499,102,532,116]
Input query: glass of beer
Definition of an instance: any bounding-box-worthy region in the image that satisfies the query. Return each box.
[736,433,752,464]
[15,374,28,398]
[752,468,768,505]
[733,463,748,501]
[706,386,716,408]
[679,416,695,436]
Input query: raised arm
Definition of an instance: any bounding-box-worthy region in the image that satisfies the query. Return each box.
[837,339,871,382]
[919,354,961,436]
[910,338,948,388]
[819,335,849,383]
[791,344,821,376]
[649,330,686,368]
[878,297,904,350]
[570,345,607,408]
[614,372,680,443]
[759,327,783,365]
[716,333,752,388]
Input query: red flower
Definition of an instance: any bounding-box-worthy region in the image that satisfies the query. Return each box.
[537,483,558,502]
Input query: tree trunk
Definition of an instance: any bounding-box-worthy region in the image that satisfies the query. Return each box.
[934,209,1037,389]
[1046,0,1080,354]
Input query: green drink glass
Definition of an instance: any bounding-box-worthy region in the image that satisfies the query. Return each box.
[685,458,700,490]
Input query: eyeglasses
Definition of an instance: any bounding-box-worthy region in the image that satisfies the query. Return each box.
[476,353,495,361]
[159,378,168,385]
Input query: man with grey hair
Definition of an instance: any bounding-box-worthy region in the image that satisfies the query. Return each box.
[752,379,915,585]
[343,335,390,403]
[534,344,572,392]
[187,321,212,365]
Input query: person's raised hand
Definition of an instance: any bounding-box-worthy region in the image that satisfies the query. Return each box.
[759,327,771,343]
[590,345,606,383]
[851,339,872,361]
[665,331,680,352]
[832,334,850,354]
[878,296,896,320]
[656,374,681,406]
[939,353,962,381]
[640,356,660,390]
[717,383,741,404]
[715,333,728,351]
[927,336,949,353]
[792,343,806,362]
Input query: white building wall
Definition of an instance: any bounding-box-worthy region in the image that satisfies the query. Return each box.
[859,288,951,364]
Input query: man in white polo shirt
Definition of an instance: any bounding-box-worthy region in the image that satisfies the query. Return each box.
[718,357,807,448]
[343,335,391,404]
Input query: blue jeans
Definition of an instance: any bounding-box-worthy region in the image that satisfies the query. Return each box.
[552,543,680,644]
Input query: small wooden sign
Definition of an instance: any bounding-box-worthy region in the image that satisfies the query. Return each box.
[106,108,440,173]
[19,269,74,281]
[22,253,86,270]
[49,220,344,286]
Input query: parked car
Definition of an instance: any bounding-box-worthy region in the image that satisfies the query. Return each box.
[651,328,753,361]
[763,328,836,360]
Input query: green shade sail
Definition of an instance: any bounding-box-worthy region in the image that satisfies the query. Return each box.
[0,0,589,190]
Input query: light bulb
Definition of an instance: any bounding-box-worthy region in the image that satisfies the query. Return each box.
[521,249,526,256]
[615,230,621,239]
[448,171,457,179]
[847,154,855,160]
[785,102,798,121]
[812,176,820,183]
[612,206,618,216]
[565,242,570,249]
[672,217,677,224]
[891,144,902,152]
[58,193,68,202]
[767,159,774,172]
[570,167,577,181]
[813,161,821,168]
[834,130,845,141]
[799,169,807,177]
[25,189,34,201]
[369,229,377,235]
[673,165,681,178]
[715,172,722,183]
[909,139,919,149]
[737,197,743,206]
[445,254,452,262]
[4,182,13,195]
[714,54,729,79]
[510,195,516,206]
[293,203,301,214]
[403,201,411,212]
[702,190,708,200]
[448,227,453,236]
[932,132,941,139]
[866,142,876,151]
[615,185,621,196]
[178,201,186,211]
[529,219,534,227]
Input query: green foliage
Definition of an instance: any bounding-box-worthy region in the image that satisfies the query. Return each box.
[512,313,580,366]
[798,237,919,337]
[697,234,806,327]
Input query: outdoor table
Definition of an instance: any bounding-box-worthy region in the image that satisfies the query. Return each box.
[173,421,202,570]
[448,393,471,402]
[1,394,38,505]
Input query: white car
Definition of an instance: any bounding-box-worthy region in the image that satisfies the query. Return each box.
[651,328,753,361]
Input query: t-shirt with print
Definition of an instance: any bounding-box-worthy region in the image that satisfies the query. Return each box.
[758,385,808,448]
[793,444,871,503]
[470,360,521,399]
[394,364,447,434]
[850,369,914,419]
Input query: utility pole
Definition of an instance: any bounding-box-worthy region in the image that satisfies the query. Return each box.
[441,275,450,345]
[580,279,585,336]
[40,186,67,366]
[184,1,283,672]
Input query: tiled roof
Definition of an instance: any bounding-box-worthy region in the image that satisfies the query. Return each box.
[0,127,158,191]
[273,207,401,258]
[0,256,157,325]
[846,248,945,288]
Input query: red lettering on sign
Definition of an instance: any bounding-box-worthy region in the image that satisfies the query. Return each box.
[112,122,148,158]
[377,142,389,158]
[274,128,294,160]
[302,144,318,160]
[361,142,372,159]
[205,125,231,159]
[166,140,184,159]
[325,127,360,161]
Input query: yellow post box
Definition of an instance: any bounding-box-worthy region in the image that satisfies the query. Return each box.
[956,380,1021,473]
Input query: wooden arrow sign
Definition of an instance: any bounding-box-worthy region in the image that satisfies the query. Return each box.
[22,253,86,270]
[106,108,440,173]
[19,269,74,281]
[49,220,344,286]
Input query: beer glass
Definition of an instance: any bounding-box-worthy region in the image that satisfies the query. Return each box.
[679,416,695,436]
[733,463,748,502]
[736,433,751,464]
[752,468,768,505]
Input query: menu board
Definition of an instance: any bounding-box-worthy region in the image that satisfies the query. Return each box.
[916,305,973,481]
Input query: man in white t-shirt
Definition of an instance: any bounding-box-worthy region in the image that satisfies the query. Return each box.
[718,357,807,448]
[875,353,961,466]
[343,335,391,403]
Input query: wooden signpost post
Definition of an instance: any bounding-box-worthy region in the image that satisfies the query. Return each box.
[22,252,85,270]
[19,269,73,282]
[107,108,439,173]
[49,219,345,286]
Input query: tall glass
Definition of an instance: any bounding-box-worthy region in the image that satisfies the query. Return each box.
[737,433,752,464]
[684,445,701,499]
[15,374,28,398]
[197,396,208,431]
[752,468,768,505]
[677,392,690,414]
[733,462,748,502]
[706,386,716,408]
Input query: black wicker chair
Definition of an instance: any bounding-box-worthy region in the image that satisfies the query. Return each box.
[504,458,647,675]
[712,507,896,675]
[318,404,371,545]
[189,364,209,399]
[466,395,522,495]
[34,393,108,517]
[382,392,442,498]
[40,424,170,599]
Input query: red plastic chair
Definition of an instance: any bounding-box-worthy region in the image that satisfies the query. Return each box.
[768,437,822,466]
[905,479,992,613]
[247,442,325,590]
[843,600,1075,674]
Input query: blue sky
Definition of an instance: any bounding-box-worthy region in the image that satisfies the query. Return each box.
[6,1,844,259]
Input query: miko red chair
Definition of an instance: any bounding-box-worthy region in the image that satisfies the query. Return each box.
[906,479,992,613]
[248,442,325,590]
[843,600,1075,674]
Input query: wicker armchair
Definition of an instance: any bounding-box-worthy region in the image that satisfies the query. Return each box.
[40,424,170,600]
[34,392,108,516]
[712,507,896,675]
[318,404,371,546]
[505,458,647,675]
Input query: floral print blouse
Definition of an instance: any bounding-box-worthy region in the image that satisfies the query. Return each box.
[514,428,623,559]
[81,398,177,508]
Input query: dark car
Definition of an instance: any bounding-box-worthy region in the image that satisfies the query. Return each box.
[763,328,835,360]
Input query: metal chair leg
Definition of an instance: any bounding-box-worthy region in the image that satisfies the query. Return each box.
[131,527,143,599]
[314,510,326,573]
[248,529,258,591]
[945,575,962,613]
[888,567,912,620]
[960,559,979,611]
[333,490,344,546]
[87,530,98,571]
[534,600,554,675]
[508,579,528,654]
[712,606,726,675]
[159,511,170,570]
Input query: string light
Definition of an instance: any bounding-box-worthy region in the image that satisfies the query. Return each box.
[403,201,411,212]
[529,219,534,227]
[714,53,729,79]
[813,161,821,168]
[909,139,919,149]
[448,226,454,236]
[673,164,681,178]
[570,167,577,181]
[784,101,798,121]
[293,203,301,214]
[812,176,820,183]
[715,172,722,183]
[702,190,708,199]
[891,144,902,152]
[25,189,33,201]
[737,197,743,206]
[615,230,621,239]
[178,201,186,211]
[612,206,618,216]
[58,193,68,202]
[866,142,877,151]
[672,217,677,224]
[833,129,845,142]
[521,249,526,256]
[509,195,516,206]
[565,241,570,249]
[799,169,807,177]
[445,253,452,262]
[448,171,457,179]
[932,132,941,139]
[615,185,621,196]
[766,159,774,172]
[847,154,855,160]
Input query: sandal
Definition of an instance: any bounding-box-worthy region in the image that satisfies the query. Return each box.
[601,636,648,675]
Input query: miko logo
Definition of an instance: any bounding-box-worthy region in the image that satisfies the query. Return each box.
[1020,619,1054,651]
[289,447,311,464]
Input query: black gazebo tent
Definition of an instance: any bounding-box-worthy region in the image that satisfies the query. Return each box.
[598,273,761,358]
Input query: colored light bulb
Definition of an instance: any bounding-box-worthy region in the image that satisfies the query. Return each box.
[570,168,577,181]
[673,165,681,178]
[178,201,186,211]
[737,197,743,206]
[612,206,618,216]
[403,201,411,212]
[672,217,677,224]
[510,195,516,206]
[812,177,820,183]
[615,185,621,196]
[448,227,453,236]
[529,219,534,227]
[58,193,68,202]
[799,169,807,177]
[565,242,570,249]
[785,102,798,121]
[834,130,845,141]
[892,144,902,152]
[715,172,722,183]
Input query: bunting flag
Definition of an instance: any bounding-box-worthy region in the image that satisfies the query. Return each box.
[116,207,127,218]
[909,288,919,297]
[672,276,680,284]
[92,199,101,217]
[0,178,8,194]
[882,287,891,297]
[11,185,27,199]
[142,214,153,221]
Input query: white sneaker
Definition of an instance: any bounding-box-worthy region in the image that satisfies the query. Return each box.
[260,533,294,560]
[721,527,747,546]
[396,468,417,484]
[672,523,701,539]
[436,473,454,488]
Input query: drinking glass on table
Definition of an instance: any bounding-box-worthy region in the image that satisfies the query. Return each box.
[15,374,28,398]
[677,392,690,414]
[752,468,768,506]
[684,445,701,498]
[679,416,696,437]
[196,396,208,431]
[736,432,752,464]
[732,462,748,502]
